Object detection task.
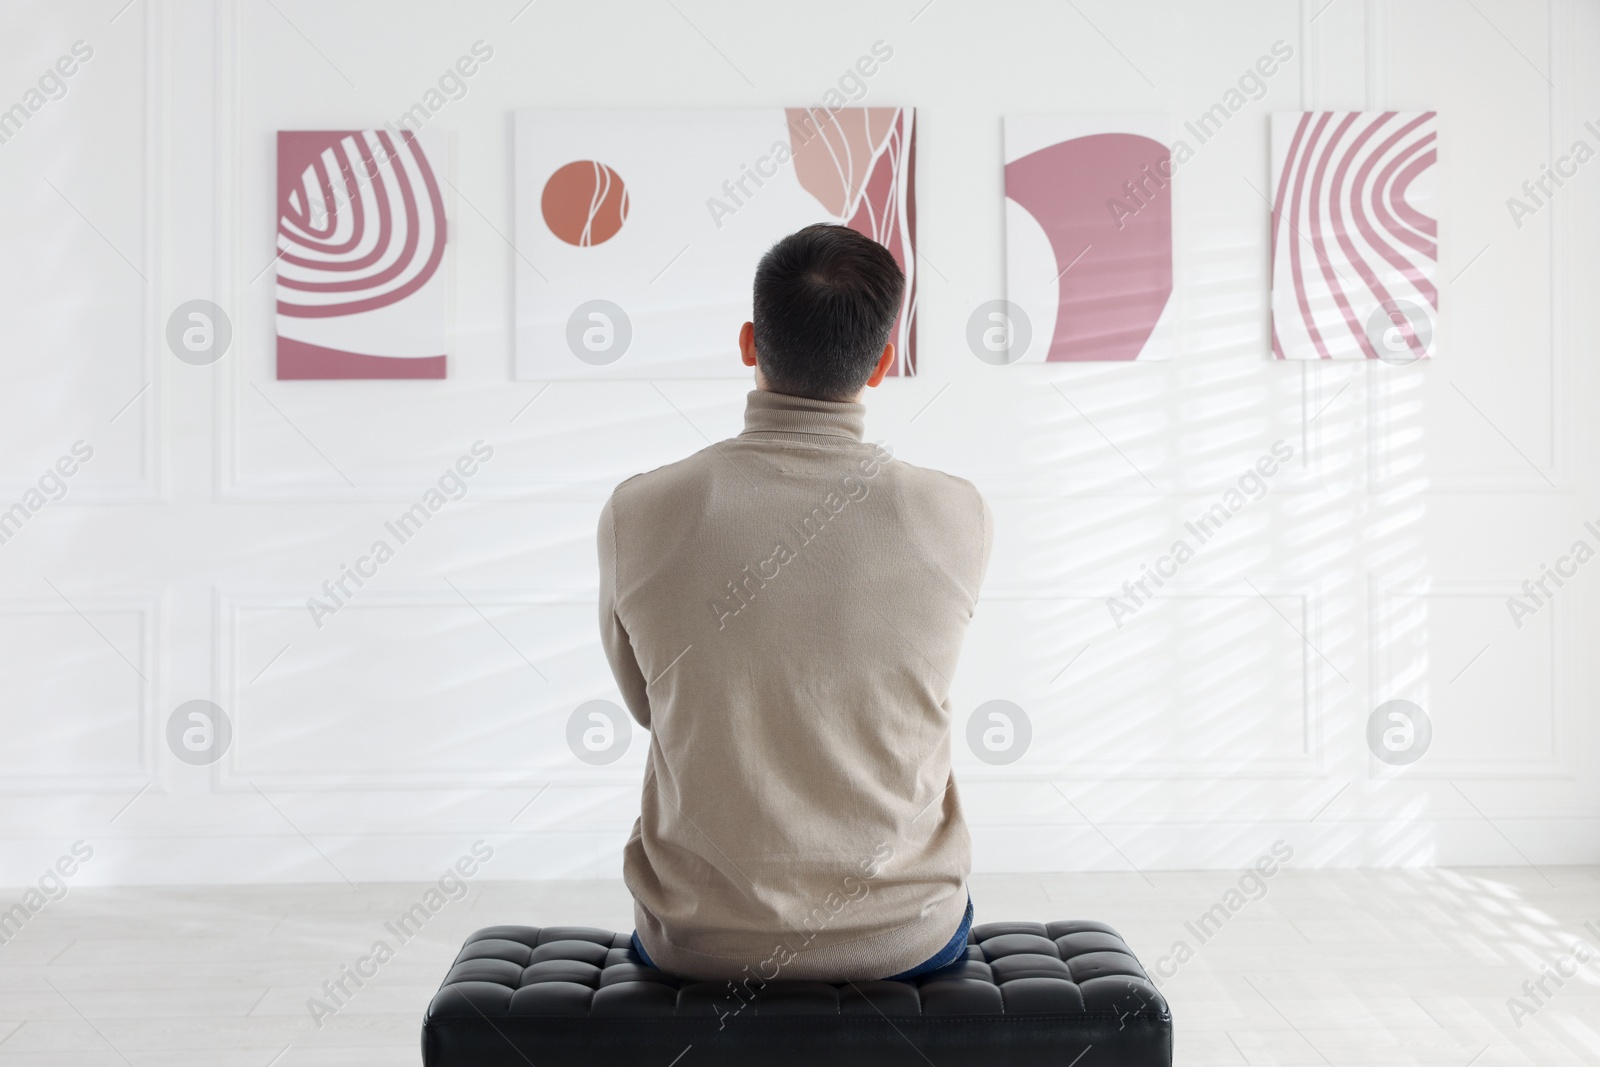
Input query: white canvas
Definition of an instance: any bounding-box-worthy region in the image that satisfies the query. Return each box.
[514,108,917,379]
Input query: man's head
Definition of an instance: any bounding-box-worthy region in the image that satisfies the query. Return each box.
[741,223,904,402]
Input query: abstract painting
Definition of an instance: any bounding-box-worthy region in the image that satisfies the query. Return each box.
[1270,111,1438,360]
[275,129,450,379]
[1004,115,1174,362]
[514,108,916,379]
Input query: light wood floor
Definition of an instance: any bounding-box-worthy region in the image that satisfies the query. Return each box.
[0,868,1597,1065]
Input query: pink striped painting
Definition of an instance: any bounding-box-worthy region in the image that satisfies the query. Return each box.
[1270,111,1438,360]
[275,130,450,379]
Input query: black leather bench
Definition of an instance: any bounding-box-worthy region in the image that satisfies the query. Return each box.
[422,920,1172,1066]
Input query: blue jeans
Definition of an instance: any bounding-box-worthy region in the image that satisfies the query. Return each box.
[629,893,974,980]
[886,893,973,979]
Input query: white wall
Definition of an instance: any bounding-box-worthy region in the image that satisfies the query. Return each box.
[1,0,1595,885]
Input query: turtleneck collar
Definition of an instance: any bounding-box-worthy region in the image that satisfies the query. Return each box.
[739,388,866,442]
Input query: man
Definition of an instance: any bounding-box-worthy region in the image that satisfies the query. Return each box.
[597,223,992,983]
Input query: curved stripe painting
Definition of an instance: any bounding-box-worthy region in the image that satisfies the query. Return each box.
[1003,115,1173,362]
[275,129,450,379]
[1269,111,1438,360]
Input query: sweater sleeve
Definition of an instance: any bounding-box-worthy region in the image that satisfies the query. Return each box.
[972,487,995,604]
[978,491,994,586]
[597,493,651,729]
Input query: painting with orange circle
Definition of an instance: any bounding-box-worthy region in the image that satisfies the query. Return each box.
[515,108,917,379]
[541,161,629,246]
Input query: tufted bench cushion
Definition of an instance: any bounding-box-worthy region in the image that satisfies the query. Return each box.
[422,920,1172,1067]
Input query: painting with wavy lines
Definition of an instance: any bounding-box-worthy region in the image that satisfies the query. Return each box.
[275,130,450,379]
[1270,111,1437,360]
[513,108,915,380]
[786,107,916,375]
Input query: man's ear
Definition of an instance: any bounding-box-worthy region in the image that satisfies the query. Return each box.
[864,343,896,388]
[739,321,758,368]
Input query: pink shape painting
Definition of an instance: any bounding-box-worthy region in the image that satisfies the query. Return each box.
[1269,111,1437,360]
[1004,116,1173,362]
[275,130,449,379]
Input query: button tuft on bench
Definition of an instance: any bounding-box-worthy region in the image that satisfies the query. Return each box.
[423,919,1173,1067]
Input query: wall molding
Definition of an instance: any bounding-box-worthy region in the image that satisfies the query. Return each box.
[0,594,159,793]
[5,0,167,504]
[214,585,629,790]
[970,578,1330,779]
[1367,575,1573,779]
[1364,0,1572,496]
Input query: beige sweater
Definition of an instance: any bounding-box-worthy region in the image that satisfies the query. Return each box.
[597,389,992,982]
